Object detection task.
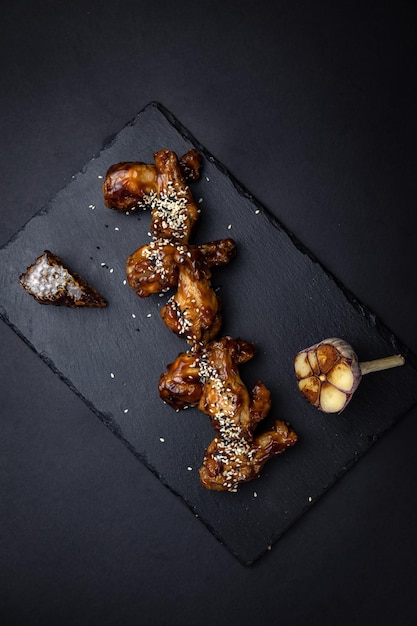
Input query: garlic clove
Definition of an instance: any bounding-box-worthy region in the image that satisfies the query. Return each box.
[319,382,348,413]
[307,348,320,375]
[298,376,321,406]
[316,343,340,374]
[326,360,356,392]
[294,351,313,379]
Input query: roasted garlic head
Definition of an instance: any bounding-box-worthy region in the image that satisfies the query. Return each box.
[294,337,405,413]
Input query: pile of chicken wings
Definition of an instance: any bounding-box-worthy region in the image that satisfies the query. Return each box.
[103,148,297,491]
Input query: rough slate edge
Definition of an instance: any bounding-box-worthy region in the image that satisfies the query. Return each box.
[1,101,417,567]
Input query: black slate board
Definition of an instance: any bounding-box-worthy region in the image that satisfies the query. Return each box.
[1,102,417,565]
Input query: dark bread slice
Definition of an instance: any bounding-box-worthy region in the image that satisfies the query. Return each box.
[19,250,107,308]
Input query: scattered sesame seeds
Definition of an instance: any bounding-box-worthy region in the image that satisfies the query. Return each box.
[131,313,136,318]
[187,466,193,471]
[114,227,120,231]
[308,496,312,502]
[159,437,165,443]
[205,176,210,181]
[123,408,129,413]
[109,268,114,273]
[123,279,127,285]
[227,224,232,229]
[97,175,103,179]
[146,313,152,317]
[255,209,260,214]
[100,262,106,267]
[110,373,115,379]
[253,491,258,498]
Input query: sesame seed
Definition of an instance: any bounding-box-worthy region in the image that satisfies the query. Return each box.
[187,466,193,471]
[308,496,312,502]
[114,227,120,231]
[227,224,232,229]
[132,313,136,318]
[147,313,152,317]
[159,437,165,442]
[100,262,106,267]
[110,373,115,379]
[123,279,127,285]
[89,204,95,209]
[255,209,260,214]
[205,176,210,181]
[198,197,203,203]
[109,268,114,273]
[123,408,129,413]
[253,492,258,498]
[97,175,103,179]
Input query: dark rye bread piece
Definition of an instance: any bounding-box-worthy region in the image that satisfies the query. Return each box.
[19,250,107,308]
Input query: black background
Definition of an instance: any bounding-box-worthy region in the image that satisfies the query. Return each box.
[1,1,416,624]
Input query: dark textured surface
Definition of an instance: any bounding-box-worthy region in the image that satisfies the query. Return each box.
[1,1,417,624]
[1,102,416,564]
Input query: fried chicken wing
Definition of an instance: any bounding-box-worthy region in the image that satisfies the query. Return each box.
[102,148,202,212]
[199,419,298,492]
[198,337,267,439]
[126,240,179,297]
[160,246,222,346]
[197,337,297,491]
[126,237,236,300]
[158,351,203,410]
[158,336,255,411]
[151,149,200,243]
[102,162,156,212]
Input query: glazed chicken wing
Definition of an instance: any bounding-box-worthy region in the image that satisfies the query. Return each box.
[198,337,297,491]
[197,337,270,439]
[151,149,200,243]
[102,148,202,212]
[160,246,222,347]
[199,419,298,491]
[126,237,236,299]
[126,240,179,297]
[158,350,203,410]
[158,335,253,410]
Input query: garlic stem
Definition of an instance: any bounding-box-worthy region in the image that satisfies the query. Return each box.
[359,354,405,376]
